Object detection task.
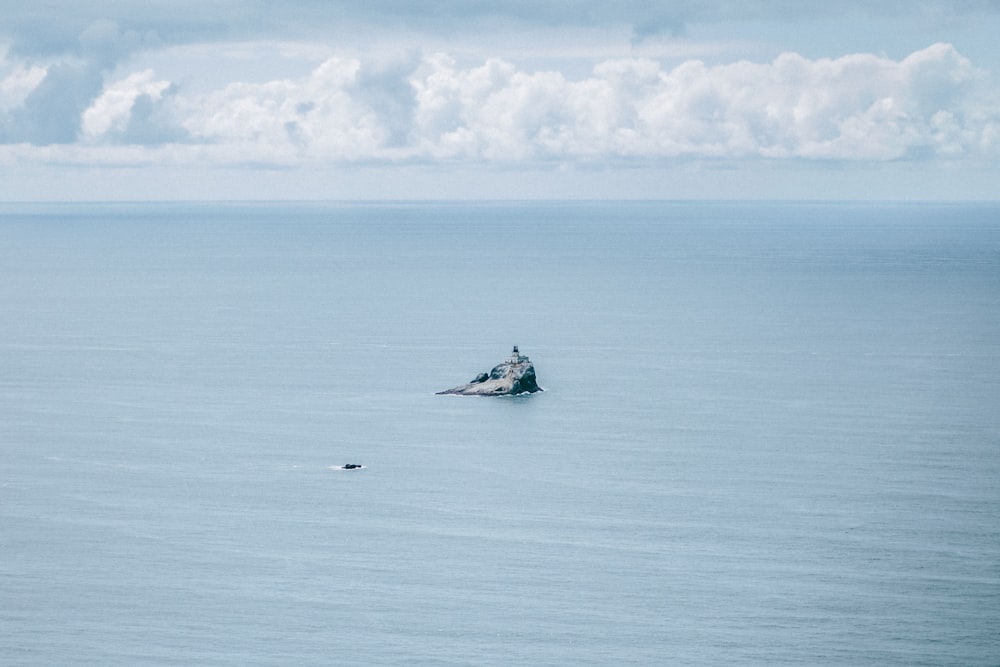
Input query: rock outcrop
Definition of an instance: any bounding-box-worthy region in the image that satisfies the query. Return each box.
[437,346,542,396]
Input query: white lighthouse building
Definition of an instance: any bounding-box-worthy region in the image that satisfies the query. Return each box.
[507,345,528,364]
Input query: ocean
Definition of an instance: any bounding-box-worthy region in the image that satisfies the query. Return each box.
[1,201,998,665]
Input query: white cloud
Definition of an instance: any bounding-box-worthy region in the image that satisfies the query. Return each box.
[401,43,998,162]
[4,43,999,169]
[81,69,172,139]
[0,53,47,111]
[179,56,386,162]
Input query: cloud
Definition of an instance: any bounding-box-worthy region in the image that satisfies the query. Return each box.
[2,43,998,168]
[2,2,996,154]
[619,43,993,161]
[3,1,998,58]
[0,19,167,145]
[406,43,999,162]
[0,55,47,112]
[81,69,180,144]
[176,57,387,162]
[0,60,106,144]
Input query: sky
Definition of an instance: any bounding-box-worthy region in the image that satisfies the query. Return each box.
[2,1,999,200]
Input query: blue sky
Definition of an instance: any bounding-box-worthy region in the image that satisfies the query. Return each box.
[2,1,999,200]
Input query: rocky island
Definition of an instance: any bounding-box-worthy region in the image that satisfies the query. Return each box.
[437,346,543,396]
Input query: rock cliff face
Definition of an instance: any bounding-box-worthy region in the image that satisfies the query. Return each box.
[437,347,542,396]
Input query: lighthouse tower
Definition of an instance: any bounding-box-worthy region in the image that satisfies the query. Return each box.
[508,345,528,364]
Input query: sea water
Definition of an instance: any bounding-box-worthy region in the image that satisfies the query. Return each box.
[1,201,998,665]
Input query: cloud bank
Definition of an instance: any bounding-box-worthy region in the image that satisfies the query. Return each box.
[4,1,998,56]
[2,42,998,170]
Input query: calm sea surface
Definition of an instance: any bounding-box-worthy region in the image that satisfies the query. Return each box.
[1,201,998,665]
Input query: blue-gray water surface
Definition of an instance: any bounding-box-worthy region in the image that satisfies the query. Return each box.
[2,201,998,665]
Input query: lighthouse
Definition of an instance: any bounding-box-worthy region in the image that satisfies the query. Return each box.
[437,345,541,395]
